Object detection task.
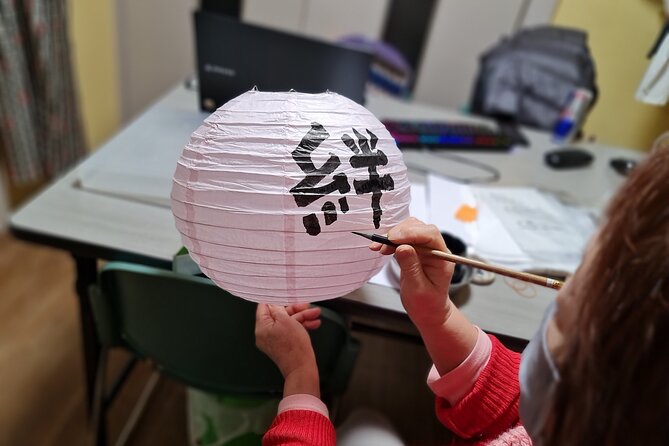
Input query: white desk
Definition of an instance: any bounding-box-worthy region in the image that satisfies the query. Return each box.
[11,84,643,406]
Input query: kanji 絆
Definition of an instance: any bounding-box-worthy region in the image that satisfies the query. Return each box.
[290,122,395,236]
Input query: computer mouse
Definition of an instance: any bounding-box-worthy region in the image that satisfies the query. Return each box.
[609,157,637,176]
[544,148,594,169]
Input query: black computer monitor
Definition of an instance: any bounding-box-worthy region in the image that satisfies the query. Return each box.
[194,12,372,111]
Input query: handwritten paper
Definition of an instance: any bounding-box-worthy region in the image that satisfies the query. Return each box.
[428,174,596,274]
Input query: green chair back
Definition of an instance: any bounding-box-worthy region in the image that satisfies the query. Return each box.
[89,262,359,398]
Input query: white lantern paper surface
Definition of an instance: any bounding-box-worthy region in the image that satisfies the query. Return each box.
[171,90,411,304]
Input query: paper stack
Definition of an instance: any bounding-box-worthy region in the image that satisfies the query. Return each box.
[428,175,597,275]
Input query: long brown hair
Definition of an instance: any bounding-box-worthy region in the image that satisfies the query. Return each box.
[543,149,669,445]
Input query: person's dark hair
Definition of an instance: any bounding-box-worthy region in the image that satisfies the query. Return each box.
[544,149,669,445]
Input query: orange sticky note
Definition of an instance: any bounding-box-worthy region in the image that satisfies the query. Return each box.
[455,204,478,222]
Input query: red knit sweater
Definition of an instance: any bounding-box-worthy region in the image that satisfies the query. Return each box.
[263,335,522,446]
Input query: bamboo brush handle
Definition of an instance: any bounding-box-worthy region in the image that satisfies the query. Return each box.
[427,249,564,290]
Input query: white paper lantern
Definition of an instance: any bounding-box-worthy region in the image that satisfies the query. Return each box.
[171,90,411,304]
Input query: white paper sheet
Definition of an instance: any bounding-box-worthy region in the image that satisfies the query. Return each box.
[427,174,596,274]
[636,32,669,106]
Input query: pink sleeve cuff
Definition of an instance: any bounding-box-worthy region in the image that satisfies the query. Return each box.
[427,326,492,405]
[277,394,330,419]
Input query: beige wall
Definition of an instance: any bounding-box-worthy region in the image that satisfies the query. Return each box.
[68,0,198,148]
[244,0,390,41]
[68,0,121,150]
[115,0,198,122]
[554,0,669,151]
[413,0,526,109]
[66,0,668,153]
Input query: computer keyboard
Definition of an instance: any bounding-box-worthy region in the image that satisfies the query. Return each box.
[382,119,525,151]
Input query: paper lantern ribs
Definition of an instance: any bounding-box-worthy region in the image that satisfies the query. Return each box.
[171,90,411,304]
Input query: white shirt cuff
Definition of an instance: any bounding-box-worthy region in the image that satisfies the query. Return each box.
[277,394,330,419]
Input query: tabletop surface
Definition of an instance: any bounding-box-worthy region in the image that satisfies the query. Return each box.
[11,85,645,340]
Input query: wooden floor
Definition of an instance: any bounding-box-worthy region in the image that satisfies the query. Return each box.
[0,232,450,445]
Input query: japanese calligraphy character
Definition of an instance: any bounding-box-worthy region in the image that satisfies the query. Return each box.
[341,128,394,229]
[290,122,351,236]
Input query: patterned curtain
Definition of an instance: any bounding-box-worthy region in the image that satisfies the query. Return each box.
[0,0,85,185]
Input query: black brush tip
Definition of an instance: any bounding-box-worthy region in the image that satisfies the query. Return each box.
[351,231,374,242]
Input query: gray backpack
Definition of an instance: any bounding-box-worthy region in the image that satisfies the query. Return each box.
[470,26,598,131]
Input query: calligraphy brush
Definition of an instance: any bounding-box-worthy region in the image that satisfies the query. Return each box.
[352,231,564,290]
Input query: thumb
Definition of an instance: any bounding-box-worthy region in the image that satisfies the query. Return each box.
[267,304,290,321]
[395,245,429,288]
[256,303,271,323]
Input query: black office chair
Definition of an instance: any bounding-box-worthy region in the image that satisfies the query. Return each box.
[88,262,360,445]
